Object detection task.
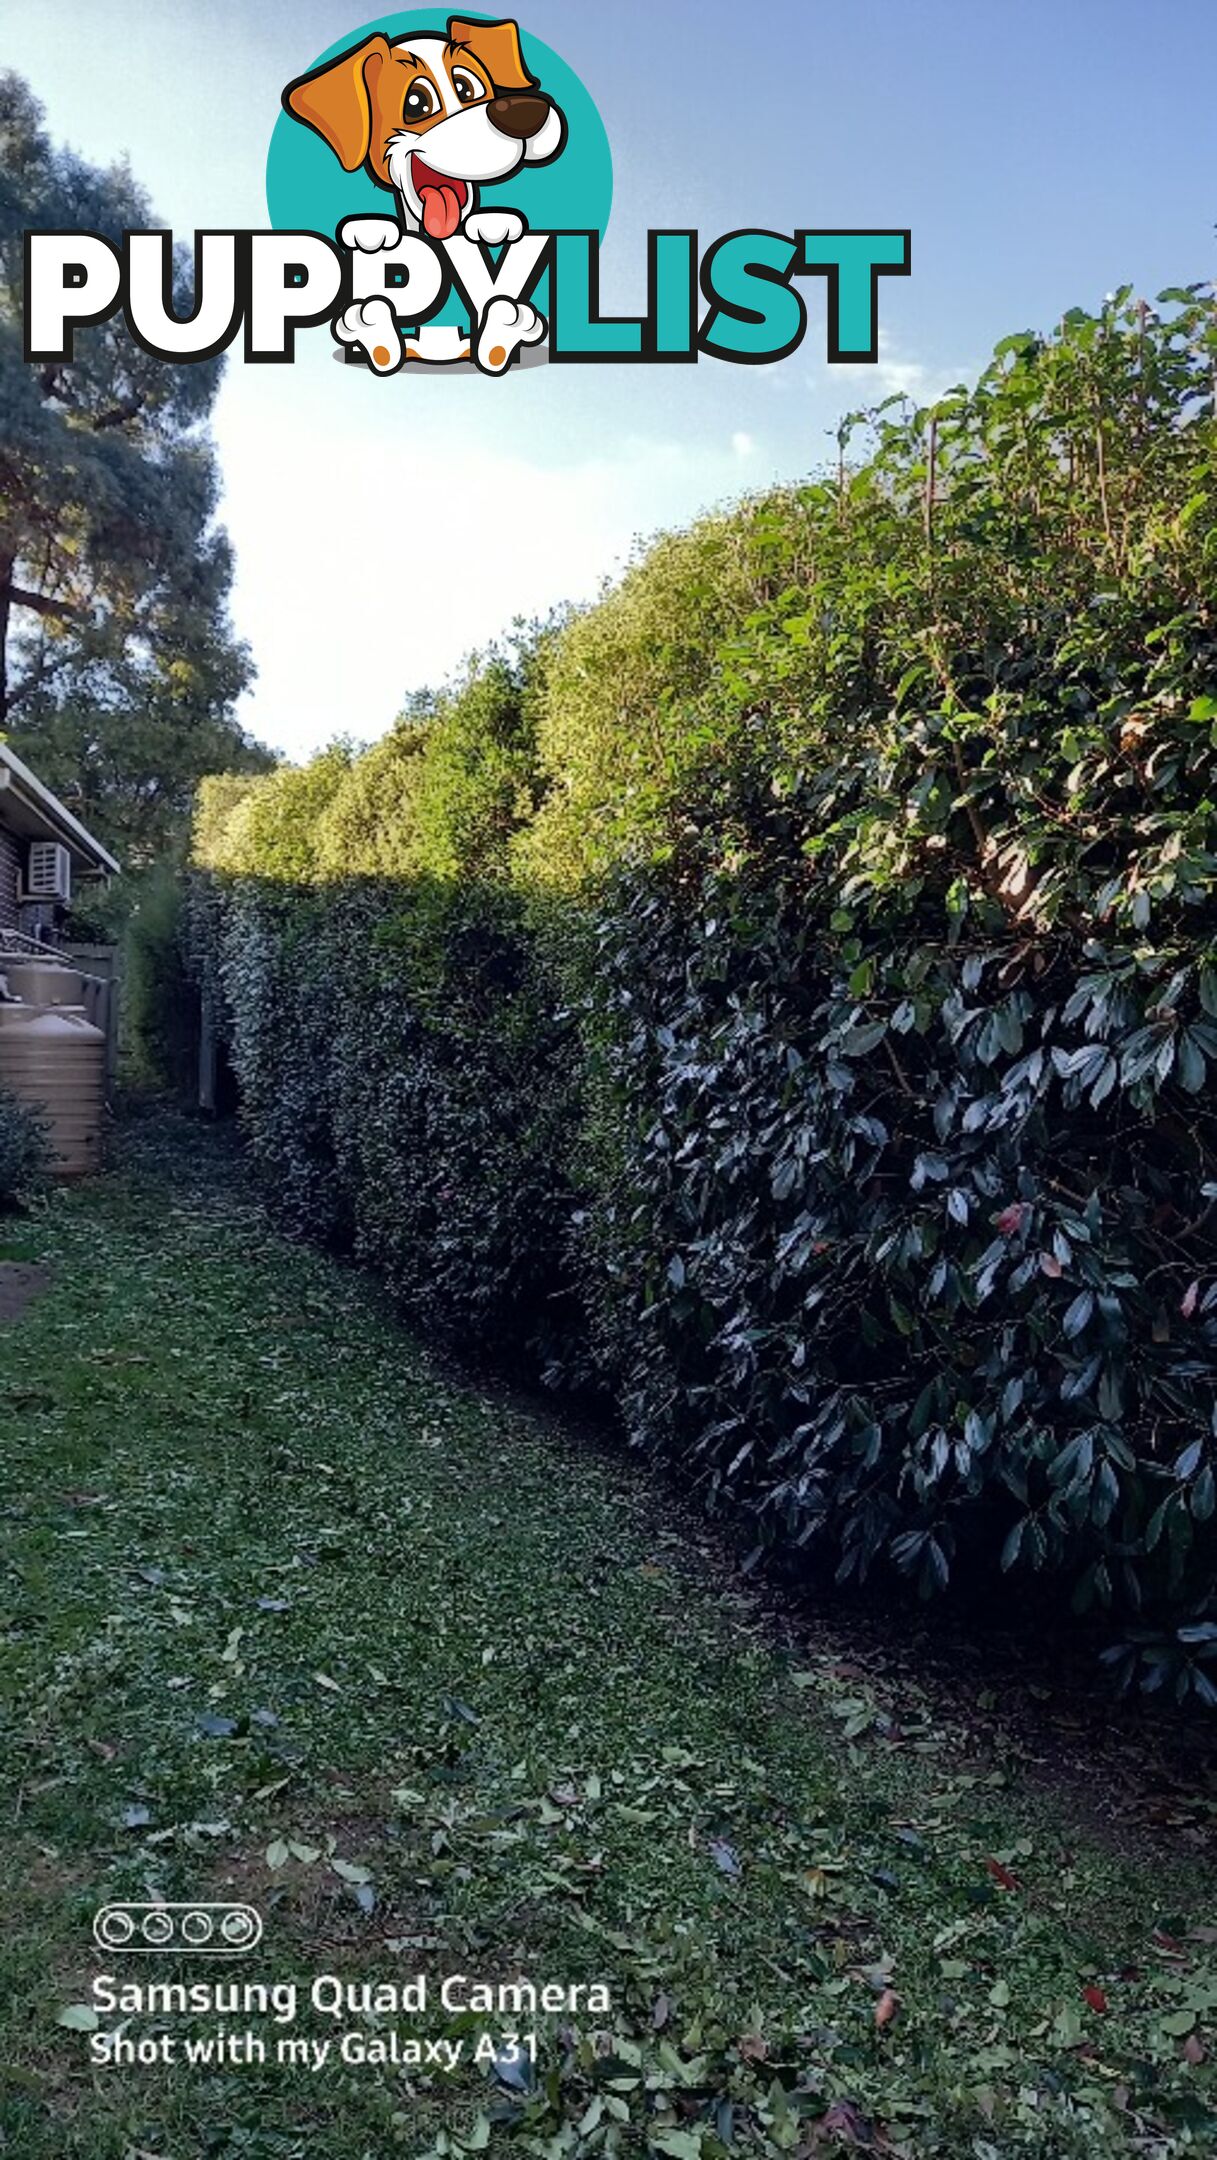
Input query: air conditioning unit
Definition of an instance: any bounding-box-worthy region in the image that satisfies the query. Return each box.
[22,840,72,904]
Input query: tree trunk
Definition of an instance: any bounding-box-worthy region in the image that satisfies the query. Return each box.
[0,553,13,726]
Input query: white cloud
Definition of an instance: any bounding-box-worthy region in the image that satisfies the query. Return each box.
[214,367,762,760]
[824,329,971,406]
[731,430,755,457]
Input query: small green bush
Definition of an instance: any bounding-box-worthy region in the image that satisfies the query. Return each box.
[0,1085,50,1207]
[186,285,1217,1700]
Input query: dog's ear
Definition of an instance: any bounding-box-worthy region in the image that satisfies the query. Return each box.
[447,16,537,91]
[283,34,391,171]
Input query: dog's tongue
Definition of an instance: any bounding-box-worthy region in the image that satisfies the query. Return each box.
[420,183,463,240]
[412,157,466,240]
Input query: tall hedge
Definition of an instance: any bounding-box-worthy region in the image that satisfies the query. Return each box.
[187,287,1217,1700]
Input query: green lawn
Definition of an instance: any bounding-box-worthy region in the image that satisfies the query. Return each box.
[1,1115,1215,2160]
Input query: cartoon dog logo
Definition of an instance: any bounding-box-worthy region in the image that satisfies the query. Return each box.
[283,16,565,372]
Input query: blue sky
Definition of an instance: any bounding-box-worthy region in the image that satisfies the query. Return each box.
[7,0,1216,757]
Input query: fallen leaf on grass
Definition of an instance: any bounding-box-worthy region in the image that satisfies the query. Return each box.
[56,2005,98,2031]
[491,2041,533,2092]
[874,1988,899,2029]
[251,1774,293,1802]
[1161,2008,1197,2037]
[816,2098,887,2148]
[985,1857,1019,1891]
[649,2131,700,2160]
[707,1838,741,1878]
[330,1858,373,1884]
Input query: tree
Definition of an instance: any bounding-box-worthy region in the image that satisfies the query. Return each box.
[0,73,271,866]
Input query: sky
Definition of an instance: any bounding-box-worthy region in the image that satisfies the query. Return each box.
[4,0,1216,759]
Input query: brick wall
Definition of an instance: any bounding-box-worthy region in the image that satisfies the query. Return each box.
[0,826,20,930]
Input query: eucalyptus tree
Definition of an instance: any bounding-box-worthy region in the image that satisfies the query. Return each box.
[0,72,269,865]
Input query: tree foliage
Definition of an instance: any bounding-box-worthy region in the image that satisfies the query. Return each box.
[0,73,269,864]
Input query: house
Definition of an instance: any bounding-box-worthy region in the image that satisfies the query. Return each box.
[0,744,121,1102]
[0,742,120,939]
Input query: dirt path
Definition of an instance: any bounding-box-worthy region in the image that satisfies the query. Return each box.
[0,1258,50,1323]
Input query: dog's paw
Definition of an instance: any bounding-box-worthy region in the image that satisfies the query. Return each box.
[476,295,545,374]
[463,208,527,247]
[334,298,402,374]
[339,215,402,253]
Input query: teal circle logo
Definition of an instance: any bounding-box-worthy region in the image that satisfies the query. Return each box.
[267,12,612,323]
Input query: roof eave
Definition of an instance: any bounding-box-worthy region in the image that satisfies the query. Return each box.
[0,745,121,878]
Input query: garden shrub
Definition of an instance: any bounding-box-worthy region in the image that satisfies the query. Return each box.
[0,1084,50,1206]
[186,286,1217,1699]
[124,866,200,1094]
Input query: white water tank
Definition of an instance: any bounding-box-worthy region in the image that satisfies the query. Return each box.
[0,1001,105,1177]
